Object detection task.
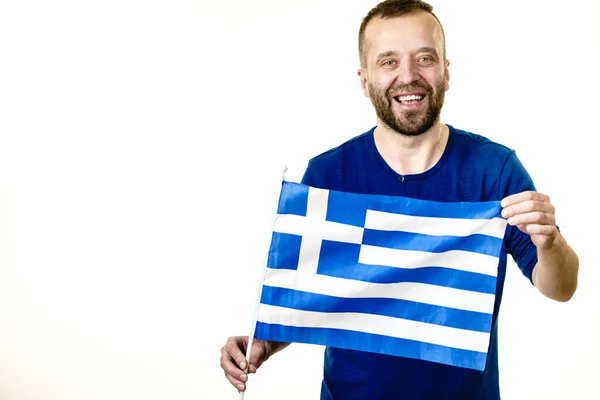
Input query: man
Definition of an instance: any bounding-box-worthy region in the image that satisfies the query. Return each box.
[220,0,579,398]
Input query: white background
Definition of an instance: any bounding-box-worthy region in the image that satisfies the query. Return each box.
[0,0,598,399]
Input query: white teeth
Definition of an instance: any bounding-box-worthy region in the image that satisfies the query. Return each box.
[397,95,423,103]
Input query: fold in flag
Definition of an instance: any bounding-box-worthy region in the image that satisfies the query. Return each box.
[253,181,508,371]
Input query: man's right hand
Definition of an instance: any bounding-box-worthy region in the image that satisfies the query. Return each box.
[220,336,276,392]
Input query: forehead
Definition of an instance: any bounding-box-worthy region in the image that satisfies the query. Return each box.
[364,12,444,60]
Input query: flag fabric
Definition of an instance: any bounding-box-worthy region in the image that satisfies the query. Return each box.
[253,181,508,371]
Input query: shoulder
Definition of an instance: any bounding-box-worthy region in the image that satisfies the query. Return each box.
[300,127,374,188]
[448,125,516,163]
[308,128,373,167]
[448,124,535,197]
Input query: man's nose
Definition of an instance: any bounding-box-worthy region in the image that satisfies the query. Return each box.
[397,60,420,85]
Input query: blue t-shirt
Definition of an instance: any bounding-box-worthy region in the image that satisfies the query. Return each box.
[300,125,538,400]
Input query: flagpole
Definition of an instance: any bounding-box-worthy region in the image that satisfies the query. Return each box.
[239,165,287,400]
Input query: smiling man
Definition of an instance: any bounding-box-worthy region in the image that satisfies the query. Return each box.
[360,9,448,139]
[220,1,579,399]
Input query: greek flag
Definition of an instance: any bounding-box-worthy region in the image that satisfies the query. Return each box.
[254,181,507,371]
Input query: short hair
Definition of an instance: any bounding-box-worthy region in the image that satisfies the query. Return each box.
[358,0,446,67]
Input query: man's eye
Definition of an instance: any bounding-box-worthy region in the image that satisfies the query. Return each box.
[419,57,434,62]
[383,60,396,66]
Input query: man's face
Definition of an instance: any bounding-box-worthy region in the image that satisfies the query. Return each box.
[359,12,449,136]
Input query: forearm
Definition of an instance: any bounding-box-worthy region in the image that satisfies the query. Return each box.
[532,232,579,302]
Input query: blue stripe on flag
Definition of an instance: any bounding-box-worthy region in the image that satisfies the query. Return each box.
[260,286,493,332]
[254,322,488,371]
[318,240,496,294]
[362,229,504,257]
[278,182,309,216]
[267,232,302,270]
[320,183,502,227]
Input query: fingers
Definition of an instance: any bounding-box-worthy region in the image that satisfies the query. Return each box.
[504,211,555,228]
[220,337,273,393]
[226,337,249,370]
[220,336,250,391]
[500,191,559,247]
[525,224,557,236]
[224,372,247,392]
[501,191,556,232]
[501,199,555,220]
[501,191,549,208]
[525,224,559,248]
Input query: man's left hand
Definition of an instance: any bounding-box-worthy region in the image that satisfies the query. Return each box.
[501,191,557,249]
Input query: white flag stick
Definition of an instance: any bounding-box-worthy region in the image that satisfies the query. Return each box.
[239,165,288,400]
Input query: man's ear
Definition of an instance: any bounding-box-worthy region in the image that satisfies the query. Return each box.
[358,69,370,98]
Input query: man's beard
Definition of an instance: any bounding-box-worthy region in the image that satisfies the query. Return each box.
[368,77,446,137]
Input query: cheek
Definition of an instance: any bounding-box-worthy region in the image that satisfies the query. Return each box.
[372,76,396,95]
[426,73,446,92]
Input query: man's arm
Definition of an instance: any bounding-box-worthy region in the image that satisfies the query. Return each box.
[502,191,579,302]
[530,231,579,301]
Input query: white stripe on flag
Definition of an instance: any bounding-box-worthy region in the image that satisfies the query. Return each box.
[365,210,507,238]
[273,214,364,244]
[257,304,491,353]
[264,269,495,314]
[358,245,499,277]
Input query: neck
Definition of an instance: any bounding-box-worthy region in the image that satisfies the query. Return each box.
[373,120,449,176]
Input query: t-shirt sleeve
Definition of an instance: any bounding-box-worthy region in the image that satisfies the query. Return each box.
[499,150,538,283]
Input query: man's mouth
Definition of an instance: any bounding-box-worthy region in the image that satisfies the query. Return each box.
[394,94,424,104]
